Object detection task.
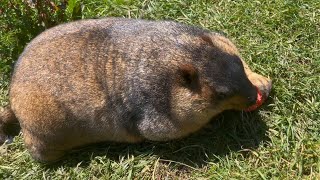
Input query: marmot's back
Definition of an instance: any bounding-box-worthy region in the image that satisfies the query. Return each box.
[11,18,209,95]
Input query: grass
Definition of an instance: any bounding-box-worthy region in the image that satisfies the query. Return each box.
[0,0,319,179]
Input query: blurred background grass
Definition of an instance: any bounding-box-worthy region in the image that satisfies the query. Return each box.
[0,0,319,179]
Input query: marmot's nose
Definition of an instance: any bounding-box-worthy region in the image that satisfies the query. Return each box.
[241,84,257,107]
[247,95,257,107]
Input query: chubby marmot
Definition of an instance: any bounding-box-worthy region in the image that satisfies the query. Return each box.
[0,18,272,162]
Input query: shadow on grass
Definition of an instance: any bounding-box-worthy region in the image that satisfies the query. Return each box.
[43,107,271,170]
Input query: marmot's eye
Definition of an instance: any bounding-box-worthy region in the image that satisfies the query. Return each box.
[215,86,230,99]
[217,92,227,99]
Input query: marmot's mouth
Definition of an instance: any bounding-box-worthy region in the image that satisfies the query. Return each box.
[244,86,264,112]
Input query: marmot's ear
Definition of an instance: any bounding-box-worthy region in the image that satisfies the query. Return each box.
[200,34,215,47]
[178,64,199,89]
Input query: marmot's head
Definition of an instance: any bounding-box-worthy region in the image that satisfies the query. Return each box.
[170,33,260,129]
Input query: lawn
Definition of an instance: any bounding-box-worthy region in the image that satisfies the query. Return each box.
[0,0,319,179]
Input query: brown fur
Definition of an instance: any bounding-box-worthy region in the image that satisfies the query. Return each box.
[0,106,20,144]
[0,18,271,162]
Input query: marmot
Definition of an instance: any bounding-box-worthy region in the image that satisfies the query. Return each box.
[0,18,272,163]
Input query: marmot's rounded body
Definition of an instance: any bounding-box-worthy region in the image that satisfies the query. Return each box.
[2,18,271,162]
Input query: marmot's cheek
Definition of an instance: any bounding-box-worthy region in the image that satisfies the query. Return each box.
[244,86,264,112]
